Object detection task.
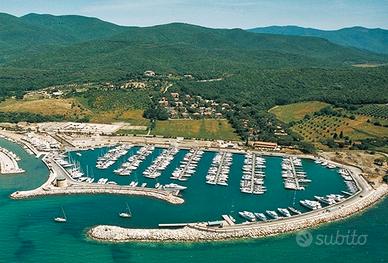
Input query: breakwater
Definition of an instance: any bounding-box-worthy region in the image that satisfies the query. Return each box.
[10,183,184,204]
[88,185,387,242]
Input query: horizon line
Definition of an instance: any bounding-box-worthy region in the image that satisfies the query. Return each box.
[3,12,388,31]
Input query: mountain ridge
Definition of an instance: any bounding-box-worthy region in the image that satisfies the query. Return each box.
[248,26,388,54]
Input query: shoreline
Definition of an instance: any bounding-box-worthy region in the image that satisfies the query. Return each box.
[0,146,25,174]
[87,185,387,243]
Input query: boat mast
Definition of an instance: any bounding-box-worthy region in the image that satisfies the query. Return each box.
[61,207,67,219]
[126,203,131,215]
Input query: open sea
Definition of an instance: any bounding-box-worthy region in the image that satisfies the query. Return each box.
[0,138,386,263]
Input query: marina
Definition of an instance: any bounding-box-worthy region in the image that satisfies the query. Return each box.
[0,131,384,245]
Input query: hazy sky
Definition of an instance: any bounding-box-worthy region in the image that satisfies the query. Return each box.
[1,0,387,29]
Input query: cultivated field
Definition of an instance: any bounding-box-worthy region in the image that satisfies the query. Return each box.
[269,101,329,123]
[356,104,388,119]
[151,119,240,140]
[292,115,387,143]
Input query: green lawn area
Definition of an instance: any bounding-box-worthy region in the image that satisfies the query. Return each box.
[269,101,329,123]
[151,119,240,140]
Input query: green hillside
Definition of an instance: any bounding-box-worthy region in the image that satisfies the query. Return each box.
[0,12,127,63]
[0,13,387,111]
[248,26,388,55]
[20,13,127,42]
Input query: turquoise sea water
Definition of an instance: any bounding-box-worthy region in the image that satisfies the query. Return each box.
[0,138,387,263]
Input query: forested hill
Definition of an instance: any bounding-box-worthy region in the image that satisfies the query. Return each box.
[0,13,387,104]
[0,12,127,61]
[248,26,388,54]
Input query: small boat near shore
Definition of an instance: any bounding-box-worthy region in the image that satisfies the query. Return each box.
[54,207,67,223]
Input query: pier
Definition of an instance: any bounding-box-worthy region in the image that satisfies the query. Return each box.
[176,149,199,180]
[206,152,232,186]
[143,147,178,178]
[115,145,154,176]
[240,153,266,194]
[282,157,307,190]
[290,158,300,189]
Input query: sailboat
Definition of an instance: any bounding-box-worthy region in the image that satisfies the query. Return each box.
[119,203,132,218]
[54,207,67,223]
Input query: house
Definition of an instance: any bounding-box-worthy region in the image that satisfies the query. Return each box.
[144,70,156,77]
[170,92,180,99]
[250,141,278,150]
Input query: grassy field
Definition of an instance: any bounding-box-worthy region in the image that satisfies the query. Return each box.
[292,115,387,144]
[89,109,149,125]
[151,119,240,140]
[269,101,329,123]
[0,98,91,118]
[0,97,149,125]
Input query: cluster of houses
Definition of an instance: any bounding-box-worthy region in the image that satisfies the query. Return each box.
[158,92,231,119]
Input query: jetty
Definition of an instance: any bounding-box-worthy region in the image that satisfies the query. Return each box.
[10,155,184,204]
